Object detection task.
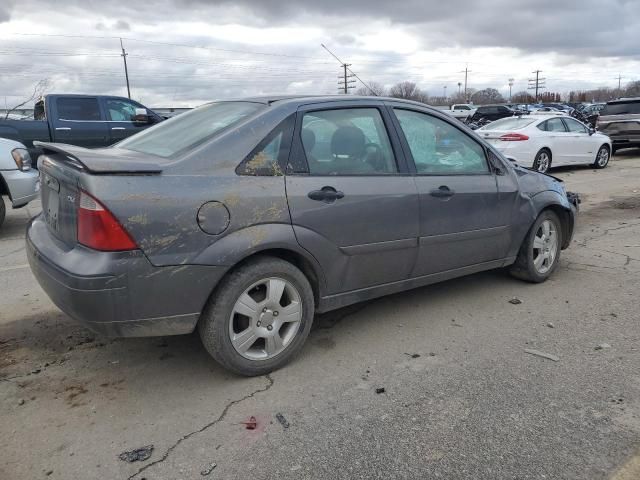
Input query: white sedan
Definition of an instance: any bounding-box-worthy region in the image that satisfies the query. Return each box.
[477,114,612,173]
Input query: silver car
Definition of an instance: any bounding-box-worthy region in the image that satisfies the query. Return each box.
[27,96,578,376]
[0,137,39,229]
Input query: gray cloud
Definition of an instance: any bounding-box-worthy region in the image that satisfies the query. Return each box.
[0,0,638,106]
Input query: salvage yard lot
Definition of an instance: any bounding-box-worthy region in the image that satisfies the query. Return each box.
[1,153,640,479]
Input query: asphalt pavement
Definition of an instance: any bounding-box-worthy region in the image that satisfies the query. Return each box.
[1,152,639,479]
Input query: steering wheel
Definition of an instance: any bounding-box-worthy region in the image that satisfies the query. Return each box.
[362,142,385,171]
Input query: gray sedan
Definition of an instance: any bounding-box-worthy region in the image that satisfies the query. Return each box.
[27,96,578,376]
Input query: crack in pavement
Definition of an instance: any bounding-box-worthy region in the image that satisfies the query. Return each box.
[576,221,640,248]
[127,374,275,480]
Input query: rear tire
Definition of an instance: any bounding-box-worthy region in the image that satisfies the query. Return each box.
[510,210,562,283]
[532,149,552,174]
[592,145,610,169]
[198,256,315,376]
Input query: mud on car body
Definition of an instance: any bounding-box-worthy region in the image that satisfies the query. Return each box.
[27,96,577,376]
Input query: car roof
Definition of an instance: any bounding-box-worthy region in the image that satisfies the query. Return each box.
[205,95,435,109]
[606,97,640,104]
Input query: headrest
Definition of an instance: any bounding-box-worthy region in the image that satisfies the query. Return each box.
[331,126,365,158]
[301,128,316,152]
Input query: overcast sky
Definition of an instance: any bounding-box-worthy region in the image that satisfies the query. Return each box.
[1,0,639,107]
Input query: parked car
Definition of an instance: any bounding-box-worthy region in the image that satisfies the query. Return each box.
[478,114,611,173]
[27,96,578,376]
[0,137,39,229]
[470,105,515,122]
[597,97,640,153]
[438,104,477,120]
[0,94,164,161]
[579,103,606,116]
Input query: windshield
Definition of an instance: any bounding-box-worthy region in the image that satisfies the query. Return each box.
[481,117,537,130]
[118,101,264,158]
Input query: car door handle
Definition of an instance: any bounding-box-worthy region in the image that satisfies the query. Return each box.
[430,186,455,198]
[308,186,345,203]
[111,127,126,130]
[55,127,71,131]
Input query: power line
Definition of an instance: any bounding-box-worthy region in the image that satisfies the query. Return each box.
[321,43,376,95]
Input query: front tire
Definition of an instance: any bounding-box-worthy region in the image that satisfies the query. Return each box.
[510,210,562,283]
[0,198,5,229]
[593,145,610,169]
[532,149,552,174]
[199,256,315,376]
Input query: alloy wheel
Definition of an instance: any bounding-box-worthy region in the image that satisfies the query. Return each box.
[597,147,610,167]
[532,219,558,274]
[535,152,550,173]
[228,277,303,360]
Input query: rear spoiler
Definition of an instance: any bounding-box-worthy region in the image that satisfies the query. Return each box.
[34,141,163,174]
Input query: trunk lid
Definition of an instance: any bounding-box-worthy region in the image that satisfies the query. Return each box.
[36,143,163,247]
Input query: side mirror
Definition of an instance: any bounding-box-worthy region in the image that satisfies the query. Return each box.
[588,127,595,135]
[133,108,150,124]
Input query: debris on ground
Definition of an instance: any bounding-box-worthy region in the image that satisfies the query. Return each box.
[509,298,522,305]
[118,445,154,463]
[404,353,420,359]
[18,399,25,406]
[524,349,560,362]
[45,470,53,476]
[242,416,257,430]
[375,387,386,394]
[200,462,217,476]
[429,352,436,357]
[595,343,611,351]
[275,413,290,429]
[546,322,555,328]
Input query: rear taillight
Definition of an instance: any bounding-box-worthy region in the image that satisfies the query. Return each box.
[499,133,530,141]
[77,191,137,251]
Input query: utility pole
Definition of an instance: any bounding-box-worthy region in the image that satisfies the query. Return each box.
[321,44,365,95]
[337,63,355,94]
[460,65,471,101]
[615,74,623,98]
[457,82,462,96]
[120,38,131,99]
[443,85,447,99]
[528,70,545,102]
[508,78,514,101]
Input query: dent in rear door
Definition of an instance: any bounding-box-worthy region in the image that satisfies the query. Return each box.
[285,102,419,295]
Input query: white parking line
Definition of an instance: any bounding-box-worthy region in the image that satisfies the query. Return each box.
[0,264,30,273]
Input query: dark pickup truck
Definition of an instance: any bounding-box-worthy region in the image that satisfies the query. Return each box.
[0,94,163,157]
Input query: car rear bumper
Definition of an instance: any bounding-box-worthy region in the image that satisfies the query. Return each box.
[26,215,227,337]
[1,169,40,208]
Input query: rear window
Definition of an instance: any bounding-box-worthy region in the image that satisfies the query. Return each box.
[57,97,101,121]
[601,101,640,115]
[118,102,264,158]
[482,117,536,130]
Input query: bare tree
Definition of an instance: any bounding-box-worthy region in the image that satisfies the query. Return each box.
[511,91,535,103]
[354,81,386,96]
[389,81,422,101]
[471,88,505,105]
[3,78,51,120]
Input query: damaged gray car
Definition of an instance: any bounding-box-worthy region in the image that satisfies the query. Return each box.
[27,96,578,376]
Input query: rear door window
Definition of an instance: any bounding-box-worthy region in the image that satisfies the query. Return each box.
[538,118,567,132]
[300,108,397,175]
[56,97,101,121]
[563,118,588,133]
